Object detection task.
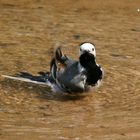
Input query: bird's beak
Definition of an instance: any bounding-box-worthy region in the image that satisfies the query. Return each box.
[82,50,90,54]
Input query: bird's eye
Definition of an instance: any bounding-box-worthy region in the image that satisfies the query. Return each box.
[92,48,94,51]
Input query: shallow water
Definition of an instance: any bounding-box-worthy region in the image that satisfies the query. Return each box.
[0,0,140,140]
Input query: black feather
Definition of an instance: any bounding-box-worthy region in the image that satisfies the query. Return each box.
[80,52,102,86]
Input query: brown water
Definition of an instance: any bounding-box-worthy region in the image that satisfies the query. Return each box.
[0,0,140,139]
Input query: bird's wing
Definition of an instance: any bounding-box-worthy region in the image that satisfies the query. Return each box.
[55,47,75,67]
[50,58,87,93]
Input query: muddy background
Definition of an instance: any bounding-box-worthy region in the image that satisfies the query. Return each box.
[0,0,140,140]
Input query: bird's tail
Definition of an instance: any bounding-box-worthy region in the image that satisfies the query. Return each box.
[2,71,52,85]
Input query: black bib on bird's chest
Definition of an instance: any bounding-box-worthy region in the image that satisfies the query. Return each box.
[80,52,102,86]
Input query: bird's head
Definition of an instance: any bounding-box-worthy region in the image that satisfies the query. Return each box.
[79,42,96,68]
[79,42,96,57]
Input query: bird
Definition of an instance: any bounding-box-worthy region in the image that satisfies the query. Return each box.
[51,42,104,93]
[2,42,103,94]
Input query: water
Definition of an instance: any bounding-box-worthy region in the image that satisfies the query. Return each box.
[0,0,140,139]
